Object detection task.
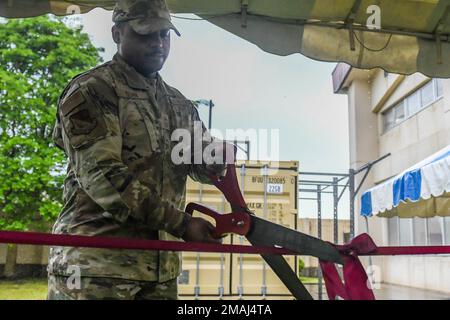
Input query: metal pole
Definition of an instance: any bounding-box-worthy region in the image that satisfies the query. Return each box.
[349,169,355,239]
[299,179,348,186]
[365,216,374,287]
[298,171,349,177]
[194,184,203,299]
[317,184,323,300]
[195,255,201,299]
[245,141,250,160]
[333,177,338,244]
[218,195,226,299]
[237,164,246,299]
[208,100,213,130]
[354,153,391,175]
[261,164,268,299]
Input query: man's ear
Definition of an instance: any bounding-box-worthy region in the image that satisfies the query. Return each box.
[112,25,121,44]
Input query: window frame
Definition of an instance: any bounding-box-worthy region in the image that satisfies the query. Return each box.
[381,79,444,134]
[386,216,449,246]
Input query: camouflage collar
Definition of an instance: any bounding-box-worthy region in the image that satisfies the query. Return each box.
[113,53,161,90]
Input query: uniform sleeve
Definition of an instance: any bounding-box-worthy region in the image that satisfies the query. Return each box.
[57,77,190,238]
[188,105,227,184]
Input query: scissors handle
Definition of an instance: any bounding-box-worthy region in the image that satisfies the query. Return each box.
[208,163,248,211]
[185,202,251,238]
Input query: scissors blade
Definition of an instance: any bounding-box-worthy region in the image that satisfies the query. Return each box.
[247,216,343,264]
[246,237,314,300]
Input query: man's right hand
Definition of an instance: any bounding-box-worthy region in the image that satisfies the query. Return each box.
[182,217,221,244]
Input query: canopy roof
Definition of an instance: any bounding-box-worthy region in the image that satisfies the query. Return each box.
[361,145,450,218]
[1,1,450,77]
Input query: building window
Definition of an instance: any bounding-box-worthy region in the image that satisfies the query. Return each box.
[394,101,406,124]
[382,79,444,133]
[406,90,421,116]
[399,218,413,245]
[413,217,427,245]
[388,216,399,245]
[444,217,450,245]
[388,216,448,246]
[427,216,444,245]
[384,108,395,132]
[420,80,434,107]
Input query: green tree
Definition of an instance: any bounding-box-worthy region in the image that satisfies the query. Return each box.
[298,257,305,275]
[0,16,104,232]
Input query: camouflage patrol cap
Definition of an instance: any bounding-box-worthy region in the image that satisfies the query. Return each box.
[113,0,181,36]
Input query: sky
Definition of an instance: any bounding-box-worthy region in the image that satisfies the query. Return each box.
[77,9,350,219]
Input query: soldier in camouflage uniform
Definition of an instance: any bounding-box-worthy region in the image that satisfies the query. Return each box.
[47,0,229,300]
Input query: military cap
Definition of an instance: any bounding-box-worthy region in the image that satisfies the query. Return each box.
[113,0,181,36]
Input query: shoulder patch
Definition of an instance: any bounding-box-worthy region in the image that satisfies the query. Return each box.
[61,91,86,117]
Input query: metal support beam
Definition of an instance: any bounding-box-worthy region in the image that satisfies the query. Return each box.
[345,0,363,51]
[337,181,349,202]
[299,171,348,177]
[355,153,391,175]
[299,188,333,194]
[349,168,355,239]
[240,0,248,28]
[333,177,339,244]
[238,164,246,299]
[299,180,348,187]
[261,164,268,298]
[346,153,391,240]
[299,179,338,185]
[317,185,323,300]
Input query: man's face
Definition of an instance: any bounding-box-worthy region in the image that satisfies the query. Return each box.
[113,23,171,77]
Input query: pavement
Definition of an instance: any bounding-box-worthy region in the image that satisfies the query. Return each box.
[304,283,450,300]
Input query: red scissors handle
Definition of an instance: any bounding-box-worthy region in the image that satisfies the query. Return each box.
[185,203,251,238]
[208,163,248,211]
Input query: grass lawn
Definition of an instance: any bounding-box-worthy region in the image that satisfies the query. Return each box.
[0,278,47,300]
[299,276,319,284]
[0,276,318,300]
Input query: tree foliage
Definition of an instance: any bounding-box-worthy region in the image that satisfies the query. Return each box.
[0,16,103,231]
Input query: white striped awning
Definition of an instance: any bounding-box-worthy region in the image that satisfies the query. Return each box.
[361,145,450,218]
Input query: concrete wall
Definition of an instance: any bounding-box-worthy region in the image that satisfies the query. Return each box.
[0,244,49,278]
[0,244,49,265]
[345,75,386,274]
[375,76,450,184]
[339,65,450,294]
[383,256,450,293]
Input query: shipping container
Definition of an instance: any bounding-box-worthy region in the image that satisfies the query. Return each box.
[179,160,299,299]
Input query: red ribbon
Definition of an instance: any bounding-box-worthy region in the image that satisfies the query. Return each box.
[319,234,377,300]
[319,233,450,300]
[2,230,450,300]
[0,230,294,255]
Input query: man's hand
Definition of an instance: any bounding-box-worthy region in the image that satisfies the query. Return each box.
[182,217,221,244]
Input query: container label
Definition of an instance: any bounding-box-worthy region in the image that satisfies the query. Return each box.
[266,183,283,194]
[251,176,286,184]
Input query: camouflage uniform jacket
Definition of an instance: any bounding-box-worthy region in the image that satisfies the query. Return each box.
[48,54,217,283]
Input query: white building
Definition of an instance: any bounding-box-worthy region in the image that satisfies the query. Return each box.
[332,63,450,294]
